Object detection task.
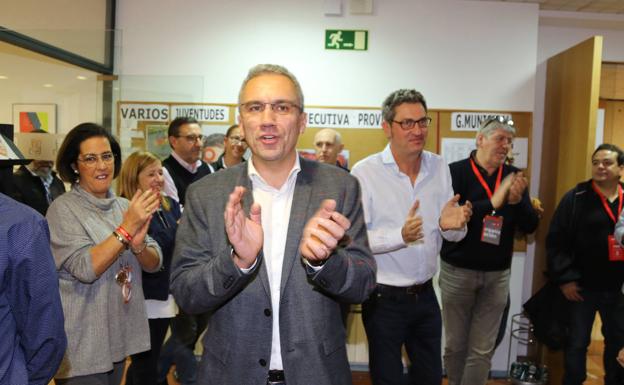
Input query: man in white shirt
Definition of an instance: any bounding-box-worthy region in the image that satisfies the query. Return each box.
[170,64,376,385]
[352,89,472,385]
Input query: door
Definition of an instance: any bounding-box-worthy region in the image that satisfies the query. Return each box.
[533,36,603,384]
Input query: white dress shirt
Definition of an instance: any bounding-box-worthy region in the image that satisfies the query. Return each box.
[247,155,301,371]
[162,151,214,204]
[351,145,466,286]
[145,295,178,319]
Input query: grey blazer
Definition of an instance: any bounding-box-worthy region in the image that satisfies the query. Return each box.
[170,157,376,385]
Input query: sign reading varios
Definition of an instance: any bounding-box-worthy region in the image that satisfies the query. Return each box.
[119,104,170,121]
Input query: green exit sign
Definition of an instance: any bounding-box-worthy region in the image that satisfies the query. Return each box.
[325,30,368,51]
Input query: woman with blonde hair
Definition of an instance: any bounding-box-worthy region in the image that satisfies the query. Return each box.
[118,151,181,385]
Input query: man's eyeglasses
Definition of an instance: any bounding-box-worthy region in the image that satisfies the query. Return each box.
[176,134,203,143]
[392,117,432,130]
[239,101,302,116]
[482,116,514,128]
[228,136,247,146]
[77,152,115,167]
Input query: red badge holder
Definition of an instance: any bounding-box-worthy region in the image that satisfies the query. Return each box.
[481,215,503,245]
[608,235,624,262]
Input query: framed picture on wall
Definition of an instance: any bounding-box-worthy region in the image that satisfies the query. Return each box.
[12,103,57,133]
[146,124,171,160]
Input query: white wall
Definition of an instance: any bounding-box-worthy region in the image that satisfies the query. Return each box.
[116,0,539,111]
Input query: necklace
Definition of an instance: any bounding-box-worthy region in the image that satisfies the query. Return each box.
[92,198,133,304]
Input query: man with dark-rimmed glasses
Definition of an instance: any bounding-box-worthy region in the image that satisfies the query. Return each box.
[439,116,539,385]
[352,89,472,385]
[162,116,214,206]
[159,116,213,385]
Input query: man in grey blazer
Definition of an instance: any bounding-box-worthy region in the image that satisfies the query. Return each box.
[170,64,377,385]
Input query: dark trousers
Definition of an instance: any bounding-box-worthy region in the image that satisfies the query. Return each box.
[564,288,624,385]
[126,317,171,385]
[158,310,210,385]
[362,283,442,385]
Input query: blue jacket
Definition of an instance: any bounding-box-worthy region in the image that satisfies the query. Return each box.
[0,193,66,385]
[143,196,181,300]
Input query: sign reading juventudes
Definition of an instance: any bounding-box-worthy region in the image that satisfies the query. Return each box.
[170,105,230,122]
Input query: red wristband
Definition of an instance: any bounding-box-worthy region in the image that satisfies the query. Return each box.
[116,226,133,243]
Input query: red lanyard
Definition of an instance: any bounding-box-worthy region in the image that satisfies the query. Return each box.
[591,181,623,223]
[470,158,502,199]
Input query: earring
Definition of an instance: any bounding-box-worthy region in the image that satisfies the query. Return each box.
[73,168,79,175]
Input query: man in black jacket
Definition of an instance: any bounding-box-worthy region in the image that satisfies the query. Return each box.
[12,160,65,215]
[547,143,624,385]
[162,117,213,206]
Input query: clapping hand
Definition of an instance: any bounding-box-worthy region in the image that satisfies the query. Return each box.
[300,199,351,265]
[123,189,160,246]
[491,172,515,210]
[401,200,424,243]
[439,194,472,231]
[508,171,528,205]
[224,186,263,269]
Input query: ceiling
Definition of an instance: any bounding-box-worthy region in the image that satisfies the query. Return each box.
[0,41,99,94]
[471,0,624,14]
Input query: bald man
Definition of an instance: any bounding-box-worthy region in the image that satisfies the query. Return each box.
[314,128,347,170]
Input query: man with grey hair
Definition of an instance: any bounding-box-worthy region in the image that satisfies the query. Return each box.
[352,89,472,385]
[314,128,347,170]
[440,116,539,385]
[171,64,376,385]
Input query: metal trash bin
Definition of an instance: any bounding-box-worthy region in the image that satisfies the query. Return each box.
[507,313,548,384]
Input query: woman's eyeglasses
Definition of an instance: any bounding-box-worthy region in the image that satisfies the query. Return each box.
[77,152,115,167]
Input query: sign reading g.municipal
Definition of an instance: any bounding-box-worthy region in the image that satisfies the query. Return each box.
[451,112,513,131]
[325,30,368,51]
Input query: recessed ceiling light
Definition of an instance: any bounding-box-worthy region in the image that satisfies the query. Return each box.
[0,75,8,80]
[76,75,87,80]
[43,83,53,88]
